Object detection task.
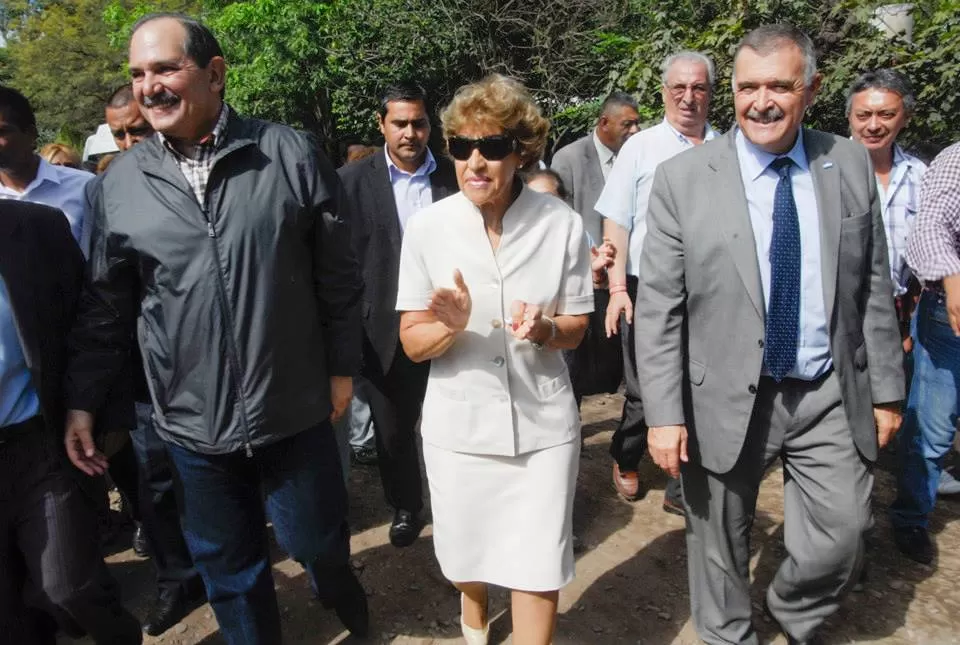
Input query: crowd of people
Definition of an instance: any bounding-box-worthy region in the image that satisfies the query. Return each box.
[0,10,958,645]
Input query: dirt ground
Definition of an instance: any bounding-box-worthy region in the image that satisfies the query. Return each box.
[76,393,960,645]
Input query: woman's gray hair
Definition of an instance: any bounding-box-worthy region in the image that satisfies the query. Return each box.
[661,51,715,86]
[732,24,818,88]
[845,69,916,116]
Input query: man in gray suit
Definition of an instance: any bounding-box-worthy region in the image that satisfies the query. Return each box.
[551,92,639,245]
[635,25,905,644]
[551,93,639,411]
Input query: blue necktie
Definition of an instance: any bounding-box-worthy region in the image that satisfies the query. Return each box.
[764,157,800,382]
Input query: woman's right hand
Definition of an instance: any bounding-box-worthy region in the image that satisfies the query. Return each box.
[428,269,472,332]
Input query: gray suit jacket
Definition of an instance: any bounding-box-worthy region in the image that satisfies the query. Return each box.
[551,133,606,244]
[634,128,905,474]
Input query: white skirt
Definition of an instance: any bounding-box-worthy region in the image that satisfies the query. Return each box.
[423,438,579,591]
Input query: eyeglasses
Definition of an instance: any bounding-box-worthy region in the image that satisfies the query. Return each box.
[447,134,517,161]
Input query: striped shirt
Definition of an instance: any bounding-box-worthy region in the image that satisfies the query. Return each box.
[906,142,960,282]
[158,104,230,206]
[878,145,926,295]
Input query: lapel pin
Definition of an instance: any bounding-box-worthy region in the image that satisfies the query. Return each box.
[823,161,834,169]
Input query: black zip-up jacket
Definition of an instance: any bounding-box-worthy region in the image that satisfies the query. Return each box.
[66,109,362,455]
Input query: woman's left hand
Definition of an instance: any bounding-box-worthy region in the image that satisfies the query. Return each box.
[510,300,550,344]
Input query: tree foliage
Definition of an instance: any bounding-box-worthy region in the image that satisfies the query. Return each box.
[3,0,959,155]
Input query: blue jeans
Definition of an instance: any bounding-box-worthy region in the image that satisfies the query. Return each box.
[166,421,350,645]
[130,402,197,591]
[891,290,960,529]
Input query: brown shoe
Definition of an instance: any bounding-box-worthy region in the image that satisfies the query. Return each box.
[612,463,640,501]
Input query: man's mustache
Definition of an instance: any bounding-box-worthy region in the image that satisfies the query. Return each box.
[142,91,180,108]
[746,106,785,123]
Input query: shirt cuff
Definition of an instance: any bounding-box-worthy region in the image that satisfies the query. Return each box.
[396,294,431,311]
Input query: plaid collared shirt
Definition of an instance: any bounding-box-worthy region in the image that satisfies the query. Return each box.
[879,145,926,295]
[906,142,960,283]
[158,104,230,207]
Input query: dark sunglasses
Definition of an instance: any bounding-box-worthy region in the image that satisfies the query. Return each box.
[447,134,517,161]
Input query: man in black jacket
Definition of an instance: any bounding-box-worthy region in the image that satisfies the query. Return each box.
[0,200,141,645]
[338,82,459,546]
[63,13,367,643]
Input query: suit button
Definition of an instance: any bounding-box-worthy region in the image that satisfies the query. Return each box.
[492,356,505,367]
[491,319,503,329]
[748,384,757,394]
[758,339,764,348]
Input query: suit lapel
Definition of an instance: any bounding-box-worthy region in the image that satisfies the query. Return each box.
[369,152,402,252]
[805,130,841,331]
[0,210,43,379]
[430,155,458,200]
[581,137,605,200]
[711,132,765,320]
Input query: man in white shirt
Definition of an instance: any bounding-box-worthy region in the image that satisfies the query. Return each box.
[0,87,94,255]
[594,52,717,511]
[847,70,927,336]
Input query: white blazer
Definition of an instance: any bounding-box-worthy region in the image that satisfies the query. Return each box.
[396,186,594,456]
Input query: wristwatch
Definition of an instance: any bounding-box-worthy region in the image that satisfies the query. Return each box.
[531,316,557,351]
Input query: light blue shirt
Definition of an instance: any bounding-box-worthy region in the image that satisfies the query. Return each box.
[735,128,832,380]
[385,146,436,233]
[0,157,94,256]
[0,276,39,428]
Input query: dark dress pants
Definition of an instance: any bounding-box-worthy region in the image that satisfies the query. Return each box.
[130,402,198,592]
[363,340,428,514]
[609,277,682,499]
[0,424,142,645]
[166,421,351,645]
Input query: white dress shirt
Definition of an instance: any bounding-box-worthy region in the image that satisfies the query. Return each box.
[0,157,94,255]
[385,146,436,233]
[735,128,832,380]
[877,145,926,295]
[595,119,717,277]
[592,130,616,180]
[396,186,594,456]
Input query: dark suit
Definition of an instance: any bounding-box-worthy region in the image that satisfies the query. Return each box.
[0,201,141,645]
[338,150,458,513]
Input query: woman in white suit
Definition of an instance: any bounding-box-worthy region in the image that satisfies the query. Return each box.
[396,74,593,645]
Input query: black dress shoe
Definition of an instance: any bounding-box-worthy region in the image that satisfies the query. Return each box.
[322,567,369,638]
[894,525,933,564]
[389,509,424,548]
[142,583,205,636]
[132,522,149,558]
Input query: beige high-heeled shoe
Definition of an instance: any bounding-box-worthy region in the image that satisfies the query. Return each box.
[460,592,489,645]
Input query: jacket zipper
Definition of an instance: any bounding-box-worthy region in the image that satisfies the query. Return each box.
[204,211,254,458]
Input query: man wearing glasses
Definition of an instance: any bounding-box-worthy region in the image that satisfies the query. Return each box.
[594,51,718,513]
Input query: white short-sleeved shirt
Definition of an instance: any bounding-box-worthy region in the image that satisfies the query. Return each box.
[396,186,594,456]
[594,119,717,277]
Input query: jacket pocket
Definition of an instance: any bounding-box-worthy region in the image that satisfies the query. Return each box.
[688,358,706,385]
[841,212,871,233]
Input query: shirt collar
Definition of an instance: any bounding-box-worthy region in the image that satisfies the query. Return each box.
[592,129,617,165]
[662,118,718,145]
[0,157,58,196]
[736,127,809,181]
[158,103,230,157]
[384,145,437,179]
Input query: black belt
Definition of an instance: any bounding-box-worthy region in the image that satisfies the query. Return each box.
[0,415,44,446]
[924,280,945,296]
